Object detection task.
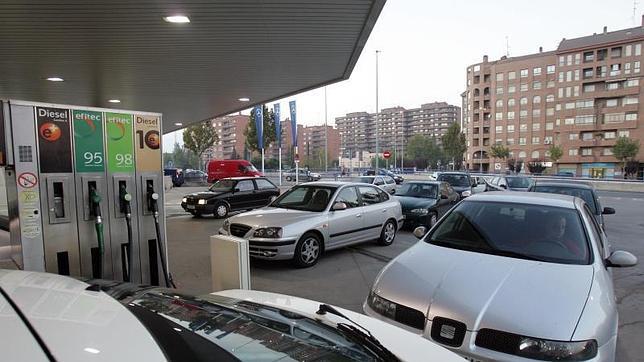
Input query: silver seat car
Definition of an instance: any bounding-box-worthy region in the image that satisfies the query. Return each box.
[364,192,637,362]
[219,182,404,267]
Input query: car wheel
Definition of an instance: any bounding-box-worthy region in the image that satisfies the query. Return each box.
[214,203,229,219]
[293,232,322,268]
[378,220,397,246]
[192,211,202,218]
[428,213,438,228]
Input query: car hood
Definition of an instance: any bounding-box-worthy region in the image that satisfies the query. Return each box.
[214,289,462,362]
[508,187,530,191]
[373,243,593,340]
[449,185,471,193]
[187,190,228,199]
[396,196,438,211]
[228,207,320,227]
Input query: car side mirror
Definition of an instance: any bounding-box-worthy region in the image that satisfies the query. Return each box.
[331,202,348,211]
[413,226,427,239]
[471,180,477,187]
[500,184,507,189]
[602,207,615,215]
[441,194,448,199]
[605,250,637,268]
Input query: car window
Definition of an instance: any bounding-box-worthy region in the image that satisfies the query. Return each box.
[335,187,360,208]
[532,186,597,214]
[255,179,276,190]
[583,204,605,258]
[506,177,532,188]
[358,186,381,205]
[273,185,336,212]
[384,176,395,184]
[377,188,390,202]
[491,177,499,185]
[427,201,591,265]
[437,174,470,187]
[374,177,385,186]
[397,183,438,198]
[236,180,254,192]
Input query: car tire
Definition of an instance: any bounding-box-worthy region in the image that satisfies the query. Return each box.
[378,220,397,246]
[213,203,229,219]
[293,232,322,268]
[192,211,202,218]
[428,213,438,228]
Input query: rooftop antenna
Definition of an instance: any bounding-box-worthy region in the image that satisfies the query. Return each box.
[505,36,510,57]
[633,0,639,26]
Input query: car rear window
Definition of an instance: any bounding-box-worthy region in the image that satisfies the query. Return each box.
[255,179,276,190]
[437,174,470,187]
[532,186,597,214]
[427,201,591,265]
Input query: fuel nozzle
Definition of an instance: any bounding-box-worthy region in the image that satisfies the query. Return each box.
[89,186,102,222]
[146,182,159,215]
[119,184,132,216]
[89,185,105,278]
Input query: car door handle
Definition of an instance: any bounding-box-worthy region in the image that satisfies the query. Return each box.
[381,209,387,213]
[356,214,362,218]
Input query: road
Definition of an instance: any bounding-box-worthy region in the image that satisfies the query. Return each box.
[164,186,644,361]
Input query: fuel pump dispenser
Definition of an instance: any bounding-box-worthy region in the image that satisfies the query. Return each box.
[119,183,134,282]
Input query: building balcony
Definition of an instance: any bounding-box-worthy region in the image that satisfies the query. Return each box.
[590,87,639,99]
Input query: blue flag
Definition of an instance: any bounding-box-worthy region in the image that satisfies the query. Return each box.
[289,101,297,147]
[273,103,281,147]
[254,105,264,149]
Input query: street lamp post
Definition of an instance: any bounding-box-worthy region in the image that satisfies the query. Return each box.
[324,86,328,173]
[375,50,380,173]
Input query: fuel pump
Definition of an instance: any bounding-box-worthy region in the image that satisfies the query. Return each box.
[119,183,133,282]
[89,185,104,279]
[146,182,175,288]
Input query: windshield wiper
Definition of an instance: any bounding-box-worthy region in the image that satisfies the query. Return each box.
[316,304,399,362]
[491,249,548,262]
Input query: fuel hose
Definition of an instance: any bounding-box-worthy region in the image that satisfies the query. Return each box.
[120,185,133,282]
[89,187,104,279]
[149,190,176,288]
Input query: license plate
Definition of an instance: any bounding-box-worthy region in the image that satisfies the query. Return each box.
[187,205,195,210]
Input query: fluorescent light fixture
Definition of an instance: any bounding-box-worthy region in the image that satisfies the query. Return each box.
[108,99,121,103]
[174,122,183,126]
[46,77,64,82]
[238,97,250,102]
[163,15,190,23]
[84,348,100,354]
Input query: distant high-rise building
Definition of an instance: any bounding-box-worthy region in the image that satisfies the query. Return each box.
[464,23,644,177]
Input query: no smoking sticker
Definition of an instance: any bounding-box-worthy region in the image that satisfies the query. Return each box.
[18,172,38,189]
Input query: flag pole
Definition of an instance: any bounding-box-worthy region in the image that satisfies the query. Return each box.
[278,147,282,186]
[261,148,265,174]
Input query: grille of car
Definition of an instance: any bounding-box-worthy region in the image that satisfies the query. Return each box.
[395,304,426,330]
[186,197,197,205]
[430,317,467,347]
[230,224,252,237]
[474,328,521,355]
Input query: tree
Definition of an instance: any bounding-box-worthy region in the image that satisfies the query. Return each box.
[244,105,276,153]
[489,144,510,172]
[527,160,547,175]
[515,160,523,174]
[613,137,640,177]
[507,158,516,173]
[230,147,240,160]
[441,123,467,170]
[183,121,219,169]
[547,145,563,173]
[406,135,444,170]
[163,142,200,169]
[624,160,640,179]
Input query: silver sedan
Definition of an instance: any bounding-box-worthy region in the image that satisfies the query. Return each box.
[219,182,404,267]
[364,192,637,361]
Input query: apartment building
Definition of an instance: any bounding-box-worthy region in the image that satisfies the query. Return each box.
[265,121,340,166]
[206,114,249,161]
[335,102,460,161]
[464,23,644,177]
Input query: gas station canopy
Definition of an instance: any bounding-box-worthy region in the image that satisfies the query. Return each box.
[0,0,385,133]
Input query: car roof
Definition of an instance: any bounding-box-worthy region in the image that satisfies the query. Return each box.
[300,181,373,187]
[531,181,593,189]
[222,176,266,181]
[467,191,579,209]
[405,180,442,185]
[438,172,470,176]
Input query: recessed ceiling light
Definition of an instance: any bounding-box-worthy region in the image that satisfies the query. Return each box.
[238,97,250,102]
[163,15,190,24]
[46,77,64,82]
[108,99,121,103]
[174,122,183,126]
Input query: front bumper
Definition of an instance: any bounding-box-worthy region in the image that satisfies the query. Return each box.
[402,212,429,228]
[181,202,215,214]
[218,227,298,260]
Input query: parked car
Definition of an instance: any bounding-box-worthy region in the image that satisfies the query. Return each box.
[219,182,404,267]
[164,167,184,187]
[395,181,459,229]
[364,169,404,184]
[350,176,397,194]
[284,168,321,182]
[0,269,463,362]
[436,172,475,198]
[182,177,279,218]
[364,192,637,362]
[528,181,615,230]
[487,175,533,191]
[206,159,262,183]
[183,169,208,184]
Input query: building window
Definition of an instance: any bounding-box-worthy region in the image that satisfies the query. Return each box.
[519,138,527,145]
[518,151,526,159]
[559,56,565,66]
[566,87,572,97]
[569,148,579,156]
[531,150,540,159]
[546,94,555,103]
[533,123,541,131]
[507,111,515,120]
[583,68,593,79]
[520,69,528,78]
[473,65,481,72]
[566,70,573,82]
[574,69,580,81]
[567,54,573,66]
[582,132,593,141]
[533,81,542,90]
[610,64,621,76]
[603,148,614,156]
[625,62,631,74]
[625,45,632,57]
[532,137,540,144]
[611,47,622,58]
[565,102,575,110]
[583,84,595,93]
[496,72,504,81]
[520,110,528,119]
[533,95,541,104]
[547,80,555,88]
[625,112,638,121]
[507,125,515,133]
[546,107,555,116]
[619,130,630,137]
[558,71,565,82]
[581,148,593,156]
[496,126,503,133]
[596,65,607,77]
[565,118,575,125]
[508,98,516,107]
[533,67,542,76]
[520,83,528,91]
[576,99,594,108]
[546,122,554,130]
[520,97,528,105]
[604,113,625,123]
[573,86,580,97]
[635,61,641,73]
[520,124,528,132]
[606,82,619,90]
[626,78,639,87]
[606,99,618,107]
[584,51,594,62]
[558,88,564,98]
[547,65,555,74]
[556,104,562,111]
[575,53,581,64]
[508,85,516,94]
[623,96,639,105]
[495,100,503,108]
[544,136,553,144]
[569,133,579,140]
[604,131,616,139]
[508,71,516,80]
[576,115,595,125]
[597,49,607,61]
[507,138,515,145]
[495,112,503,120]
[496,87,504,95]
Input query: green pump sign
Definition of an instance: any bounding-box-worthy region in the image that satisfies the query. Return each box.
[105,112,135,173]
[73,110,105,173]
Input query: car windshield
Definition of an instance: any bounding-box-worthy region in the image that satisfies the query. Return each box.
[397,183,438,198]
[507,177,532,188]
[209,179,236,191]
[532,186,597,214]
[245,165,258,172]
[426,201,590,265]
[127,290,380,362]
[437,174,470,187]
[271,185,336,212]
[351,177,374,184]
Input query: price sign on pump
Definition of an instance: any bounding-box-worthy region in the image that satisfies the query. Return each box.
[73,110,105,172]
[105,112,135,173]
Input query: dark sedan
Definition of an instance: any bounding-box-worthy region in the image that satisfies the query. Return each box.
[487,175,533,191]
[528,181,615,230]
[181,177,280,218]
[436,172,475,198]
[396,181,459,229]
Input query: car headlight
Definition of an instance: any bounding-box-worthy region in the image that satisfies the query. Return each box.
[198,199,207,205]
[461,190,472,198]
[253,227,283,238]
[182,197,187,203]
[516,337,597,361]
[410,208,429,215]
[367,291,396,319]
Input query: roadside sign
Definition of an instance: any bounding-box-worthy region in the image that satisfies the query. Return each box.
[383,150,391,159]
[495,163,501,170]
[295,153,300,163]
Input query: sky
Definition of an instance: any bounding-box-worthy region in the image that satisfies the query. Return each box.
[164,0,642,148]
